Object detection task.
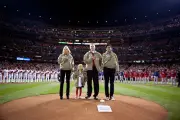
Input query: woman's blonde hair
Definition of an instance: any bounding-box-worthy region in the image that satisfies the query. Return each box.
[77,64,84,70]
[62,45,71,54]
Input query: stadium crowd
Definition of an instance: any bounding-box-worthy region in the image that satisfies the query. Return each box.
[1,14,180,38]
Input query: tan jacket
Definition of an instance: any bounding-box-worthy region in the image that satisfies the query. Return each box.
[83,51,102,72]
[57,54,74,70]
[73,70,87,87]
[102,51,119,72]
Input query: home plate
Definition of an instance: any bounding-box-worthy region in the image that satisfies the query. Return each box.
[97,105,112,112]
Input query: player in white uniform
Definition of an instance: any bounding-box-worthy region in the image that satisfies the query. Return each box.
[54,71,58,81]
[23,70,28,83]
[51,71,55,81]
[115,72,119,82]
[28,70,32,82]
[32,70,37,82]
[18,69,23,82]
[42,71,45,82]
[37,71,41,82]
[0,69,3,83]
[45,71,50,82]
[3,69,9,83]
[8,69,13,83]
[14,69,19,82]
[49,71,53,81]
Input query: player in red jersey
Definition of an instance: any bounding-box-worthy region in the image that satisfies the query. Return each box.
[160,70,167,84]
[124,70,129,83]
[134,71,138,84]
[129,70,134,84]
[139,70,144,84]
[144,70,149,83]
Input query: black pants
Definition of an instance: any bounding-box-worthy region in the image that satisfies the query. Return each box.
[58,73,61,82]
[104,67,115,97]
[87,66,99,97]
[59,70,71,97]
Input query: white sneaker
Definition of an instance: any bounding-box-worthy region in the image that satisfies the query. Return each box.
[105,97,109,101]
[110,97,115,101]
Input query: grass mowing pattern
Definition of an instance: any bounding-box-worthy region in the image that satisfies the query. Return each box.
[0,82,180,120]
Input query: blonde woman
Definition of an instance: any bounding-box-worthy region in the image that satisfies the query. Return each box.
[58,46,74,100]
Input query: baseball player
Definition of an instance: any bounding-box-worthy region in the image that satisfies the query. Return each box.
[170,69,176,86]
[3,68,9,83]
[160,70,167,84]
[119,71,124,83]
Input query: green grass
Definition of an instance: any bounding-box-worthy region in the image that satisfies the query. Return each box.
[0,82,180,120]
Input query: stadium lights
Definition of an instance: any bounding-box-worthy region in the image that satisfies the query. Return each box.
[75,40,79,42]
[35,55,41,58]
[58,42,107,45]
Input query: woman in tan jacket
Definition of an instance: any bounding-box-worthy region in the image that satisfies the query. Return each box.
[58,46,74,100]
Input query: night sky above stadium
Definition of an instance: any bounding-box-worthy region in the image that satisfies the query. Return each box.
[1,0,180,26]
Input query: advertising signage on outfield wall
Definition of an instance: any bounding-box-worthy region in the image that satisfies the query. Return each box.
[16,57,31,61]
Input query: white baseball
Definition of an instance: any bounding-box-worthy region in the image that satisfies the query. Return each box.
[100,99,105,103]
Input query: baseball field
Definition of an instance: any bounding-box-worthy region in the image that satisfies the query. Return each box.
[0,82,179,120]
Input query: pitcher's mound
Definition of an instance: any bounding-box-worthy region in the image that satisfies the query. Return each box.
[0,94,168,120]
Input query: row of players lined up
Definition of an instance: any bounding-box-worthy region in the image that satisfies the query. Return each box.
[0,69,59,83]
[0,68,177,85]
[99,69,177,85]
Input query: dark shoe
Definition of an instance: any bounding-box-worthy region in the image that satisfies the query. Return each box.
[60,96,63,100]
[67,96,69,99]
[85,96,90,99]
[94,97,98,100]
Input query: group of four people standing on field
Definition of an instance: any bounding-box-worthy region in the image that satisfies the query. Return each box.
[57,43,119,100]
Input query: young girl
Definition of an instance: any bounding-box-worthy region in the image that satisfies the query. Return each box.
[73,64,87,99]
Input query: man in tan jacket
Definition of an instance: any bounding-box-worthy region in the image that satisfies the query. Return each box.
[102,44,119,100]
[83,43,102,100]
